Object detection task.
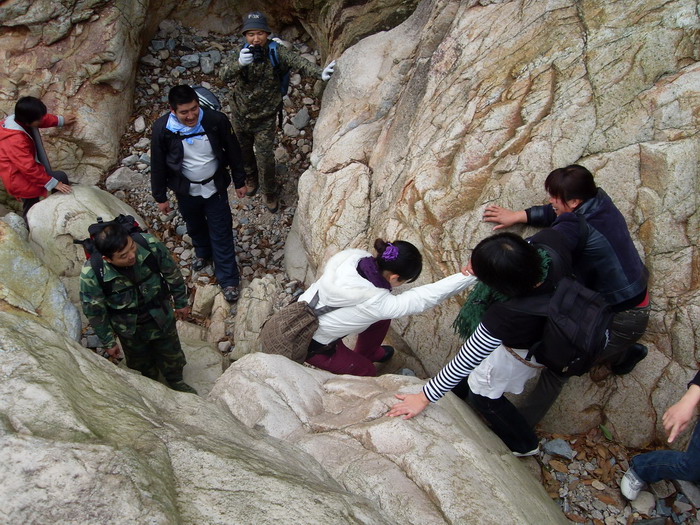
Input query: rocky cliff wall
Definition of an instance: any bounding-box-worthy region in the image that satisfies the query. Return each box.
[292,0,700,447]
[0,0,417,190]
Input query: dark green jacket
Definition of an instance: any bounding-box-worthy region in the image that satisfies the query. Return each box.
[220,42,323,122]
[79,234,188,347]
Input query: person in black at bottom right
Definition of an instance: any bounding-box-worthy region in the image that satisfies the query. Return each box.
[482,164,650,426]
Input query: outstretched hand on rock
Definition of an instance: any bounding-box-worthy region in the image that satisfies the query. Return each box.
[386,391,430,420]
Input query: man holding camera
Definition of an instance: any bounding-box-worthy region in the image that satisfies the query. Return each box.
[219,11,336,212]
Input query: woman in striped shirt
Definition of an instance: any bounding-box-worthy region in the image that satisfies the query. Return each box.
[387,230,571,456]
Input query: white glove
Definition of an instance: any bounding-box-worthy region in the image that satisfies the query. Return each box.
[238,48,253,67]
[321,60,336,81]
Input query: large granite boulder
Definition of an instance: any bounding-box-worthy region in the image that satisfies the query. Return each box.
[210,353,568,524]
[27,185,146,305]
[0,220,80,341]
[0,309,396,524]
[292,0,700,446]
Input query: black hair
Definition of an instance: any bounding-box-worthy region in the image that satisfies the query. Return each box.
[93,224,130,258]
[544,164,597,205]
[168,85,199,111]
[374,238,423,283]
[15,96,47,125]
[470,232,541,297]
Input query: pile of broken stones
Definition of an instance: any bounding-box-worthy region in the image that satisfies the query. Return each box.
[81,20,699,525]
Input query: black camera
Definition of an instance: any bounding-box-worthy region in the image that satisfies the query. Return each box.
[249,45,265,63]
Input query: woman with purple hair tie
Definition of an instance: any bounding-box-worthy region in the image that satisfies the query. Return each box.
[298,238,475,376]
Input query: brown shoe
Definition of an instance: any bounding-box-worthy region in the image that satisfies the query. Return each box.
[263,194,279,213]
[589,363,613,383]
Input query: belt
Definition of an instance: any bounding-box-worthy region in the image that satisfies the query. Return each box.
[503,346,545,369]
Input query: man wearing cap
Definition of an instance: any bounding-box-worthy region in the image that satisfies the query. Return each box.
[220,11,336,212]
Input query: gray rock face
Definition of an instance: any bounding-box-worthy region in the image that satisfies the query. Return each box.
[105,166,142,191]
[0,312,392,524]
[293,0,700,447]
[0,221,80,341]
[209,353,569,524]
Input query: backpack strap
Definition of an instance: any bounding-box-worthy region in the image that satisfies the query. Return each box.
[268,41,288,127]
[307,291,341,317]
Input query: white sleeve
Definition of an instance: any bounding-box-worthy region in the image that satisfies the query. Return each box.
[369,273,476,320]
[423,323,502,402]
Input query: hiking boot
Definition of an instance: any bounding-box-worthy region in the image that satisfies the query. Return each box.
[264,194,279,213]
[589,363,613,383]
[192,257,210,272]
[376,345,395,363]
[246,182,258,197]
[620,468,646,500]
[170,380,198,395]
[222,285,240,303]
[612,344,648,375]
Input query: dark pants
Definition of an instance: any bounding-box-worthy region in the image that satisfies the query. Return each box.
[632,422,700,483]
[119,318,186,384]
[306,319,390,377]
[22,170,69,219]
[175,191,239,288]
[231,114,277,196]
[519,303,651,427]
[452,379,539,454]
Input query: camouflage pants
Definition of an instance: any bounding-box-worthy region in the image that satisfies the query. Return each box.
[118,318,186,384]
[231,113,277,196]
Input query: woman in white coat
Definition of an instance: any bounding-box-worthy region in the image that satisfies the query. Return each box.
[299,238,475,376]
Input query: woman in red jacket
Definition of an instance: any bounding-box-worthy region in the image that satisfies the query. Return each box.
[0,96,73,218]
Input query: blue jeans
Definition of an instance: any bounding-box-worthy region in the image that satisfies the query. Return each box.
[176,191,239,287]
[632,422,700,483]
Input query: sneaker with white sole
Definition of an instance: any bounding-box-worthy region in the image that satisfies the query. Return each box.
[620,468,646,500]
[512,446,540,457]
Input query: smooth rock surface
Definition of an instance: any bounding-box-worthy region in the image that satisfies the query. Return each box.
[0,221,80,341]
[0,311,392,524]
[210,353,569,524]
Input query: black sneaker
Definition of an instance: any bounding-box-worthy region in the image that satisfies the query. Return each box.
[222,285,240,303]
[376,345,394,363]
[192,257,210,272]
[611,344,648,375]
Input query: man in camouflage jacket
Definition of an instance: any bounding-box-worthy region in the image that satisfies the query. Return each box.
[79,223,196,394]
[219,10,336,212]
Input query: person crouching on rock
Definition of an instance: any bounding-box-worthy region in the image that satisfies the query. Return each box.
[0,96,73,220]
[79,222,197,394]
[298,238,475,377]
[387,231,572,457]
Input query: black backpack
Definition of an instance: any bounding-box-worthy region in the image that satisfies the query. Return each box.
[504,244,613,377]
[74,215,162,296]
[192,85,221,111]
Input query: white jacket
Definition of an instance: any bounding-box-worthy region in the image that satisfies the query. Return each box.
[298,249,476,344]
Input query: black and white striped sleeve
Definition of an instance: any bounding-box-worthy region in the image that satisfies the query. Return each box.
[423,323,502,403]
